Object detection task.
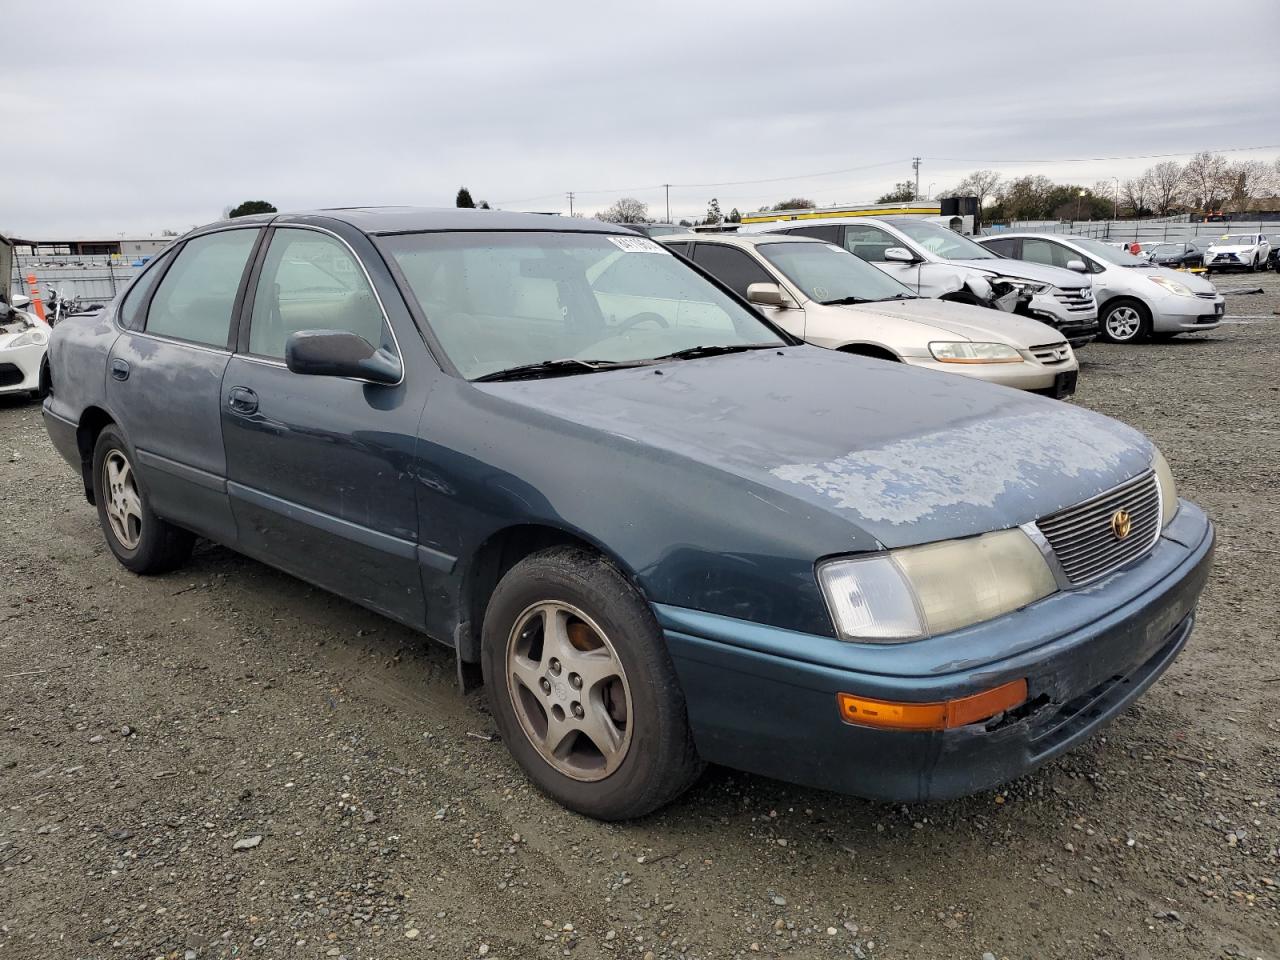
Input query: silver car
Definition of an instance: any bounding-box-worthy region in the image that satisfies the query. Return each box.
[743,216,1099,347]
[661,233,1079,397]
[977,234,1225,344]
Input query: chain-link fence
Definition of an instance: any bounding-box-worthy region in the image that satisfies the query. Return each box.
[10,255,146,306]
[988,217,1279,245]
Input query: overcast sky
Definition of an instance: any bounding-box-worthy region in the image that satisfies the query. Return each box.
[6,0,1279,237]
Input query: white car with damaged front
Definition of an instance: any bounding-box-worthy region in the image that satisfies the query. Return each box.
[1,234,52,399]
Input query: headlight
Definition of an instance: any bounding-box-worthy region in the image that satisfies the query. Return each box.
[1152,446,1178,526]
[817,529,1058,643]
[929,341,1023,363]
[992,275,1051,295]
[1148,276,1194,297]
[9,328,49,348]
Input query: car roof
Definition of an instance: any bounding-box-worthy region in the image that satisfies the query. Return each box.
[193,206,638,237]
[657,232,825,247]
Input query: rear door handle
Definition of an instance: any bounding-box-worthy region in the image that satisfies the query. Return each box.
[227,386,259,415]
[110,358,130,381]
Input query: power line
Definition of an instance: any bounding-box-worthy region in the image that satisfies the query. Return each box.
[924,143,1280,165]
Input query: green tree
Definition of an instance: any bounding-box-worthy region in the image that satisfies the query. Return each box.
[876,182,916,203]
[771,197,815,211]
[727,207,742,223]
[456,187,476,208]
[478,201,491,209]
[228,200,277,218]
[705,198,723,225]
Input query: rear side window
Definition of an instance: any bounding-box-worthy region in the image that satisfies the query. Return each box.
[980,238,1018,258]
[247,229,388,359]
[145,230,258,347]
[691,243,775,297]
[119,249,174,331]
[786,225,840,243]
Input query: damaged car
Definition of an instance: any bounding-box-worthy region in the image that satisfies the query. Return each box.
[0,233,52,399]
[43,208,1214,820]
[746,216,1099,347]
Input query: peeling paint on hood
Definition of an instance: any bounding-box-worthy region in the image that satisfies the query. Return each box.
[771,402,1144,527]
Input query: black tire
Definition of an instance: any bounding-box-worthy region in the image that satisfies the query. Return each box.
[92,424,194,574]
[1098,298,1152,344]
[28,359,50,401]
[481,546,703,820]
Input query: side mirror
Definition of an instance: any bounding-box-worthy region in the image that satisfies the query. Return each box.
[746,282,787,307]
[883,247,915,263]
[11,294,31,309]
[285,330,402,385]
[1066,259,1088,273]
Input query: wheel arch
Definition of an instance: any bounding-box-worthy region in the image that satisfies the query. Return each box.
[76,405,117,504]
[456,522,641,668]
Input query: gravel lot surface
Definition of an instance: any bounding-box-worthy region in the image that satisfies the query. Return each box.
[2,273,1278,960]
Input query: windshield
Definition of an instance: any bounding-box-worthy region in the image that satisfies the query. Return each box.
[757,241,915,303]
[1218,234,1257,245]
[1068,237,1149,266]
[381,232,785,380]
[888,220,998,260]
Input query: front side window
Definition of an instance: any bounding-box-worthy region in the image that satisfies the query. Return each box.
[691,243,776,297]
[842,224,901,262]
[145,230,258,347]
[757,241,915,304]
[248,229,388,359]
[1020,239,1079,270]
[887,220,997,260]
[381,232,784,380]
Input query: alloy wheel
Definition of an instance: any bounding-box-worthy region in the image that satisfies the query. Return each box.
[505,601,633,781]
[1105,305,1142,342]
[102,450,143,550]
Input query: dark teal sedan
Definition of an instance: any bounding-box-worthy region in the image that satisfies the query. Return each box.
[43,208,1213,819]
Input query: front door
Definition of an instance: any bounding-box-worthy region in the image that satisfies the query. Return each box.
[220,225,431,629]
[841,223,922,292]
[105,227,262,544]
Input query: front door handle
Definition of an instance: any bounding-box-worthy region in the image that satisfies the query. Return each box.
[110,358,130,381]
[227,386,259,415]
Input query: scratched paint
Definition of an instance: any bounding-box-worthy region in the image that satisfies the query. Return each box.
[771,404,1146,525]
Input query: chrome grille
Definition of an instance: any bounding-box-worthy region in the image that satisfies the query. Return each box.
[1195,291,1217,300]
[1030,341,1072,365]
[1051,286,1095,312]
[1036,472,1161,585]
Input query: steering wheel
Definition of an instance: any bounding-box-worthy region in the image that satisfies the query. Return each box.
[615,311,669,334]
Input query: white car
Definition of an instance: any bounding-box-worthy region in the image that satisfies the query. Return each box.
[1203,233,1272,273]
[977,234,1225,345]
[0,235,52,399]
[658,233,1079,397]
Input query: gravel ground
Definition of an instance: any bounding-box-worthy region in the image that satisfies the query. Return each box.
[2,274,1278,960]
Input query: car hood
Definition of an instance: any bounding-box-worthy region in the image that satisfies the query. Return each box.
[1206,244,1257,254]
[1131,264,1217,293]
[478,347,1151,548]
[948,258,1089,289]
[842,297,1065,346]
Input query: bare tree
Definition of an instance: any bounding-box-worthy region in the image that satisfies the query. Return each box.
[1223,159,1271,212]
[594,197,650,223]
[1121,177,1150,217]
[945,170,1002,209]
[1144,161,1184,216]
[1180,151,1232,211]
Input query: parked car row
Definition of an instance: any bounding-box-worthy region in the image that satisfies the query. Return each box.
[40,207,1215,819]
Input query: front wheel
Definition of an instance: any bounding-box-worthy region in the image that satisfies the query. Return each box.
[1098,299,1152,344]
[92,425,195,573]
[481,546,703,820]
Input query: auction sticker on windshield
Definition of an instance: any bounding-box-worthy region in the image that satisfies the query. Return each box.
[608,236,669,254]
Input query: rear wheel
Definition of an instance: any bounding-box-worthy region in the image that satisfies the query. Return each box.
[1099,299,1152,344]
[481,546,703,820]
[92,425,195,573]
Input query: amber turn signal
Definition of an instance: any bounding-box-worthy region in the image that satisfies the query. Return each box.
[836,679,1028,731]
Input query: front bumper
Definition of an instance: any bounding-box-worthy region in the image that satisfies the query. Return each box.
[901,355,1077,395]
[1152,293,1225,332]
[1018,292,1098,347]
[0,342,45,395]
[656,501,1214,803]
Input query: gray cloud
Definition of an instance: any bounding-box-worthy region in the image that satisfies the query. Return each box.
[5,0,1278,236]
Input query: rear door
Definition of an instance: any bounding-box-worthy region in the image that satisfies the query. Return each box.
[105,227,262,543]
[220,224,431,629]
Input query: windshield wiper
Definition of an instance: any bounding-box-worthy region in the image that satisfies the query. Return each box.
[646,343,778,363]
[821,295,873,305]
[871,293,917,301]
[472,358,642,382]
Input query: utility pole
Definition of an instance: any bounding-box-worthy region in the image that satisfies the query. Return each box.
[1112,176,1120,220]
[912,157,921,200]
[566,192,575,217]
[664,184,671,224]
